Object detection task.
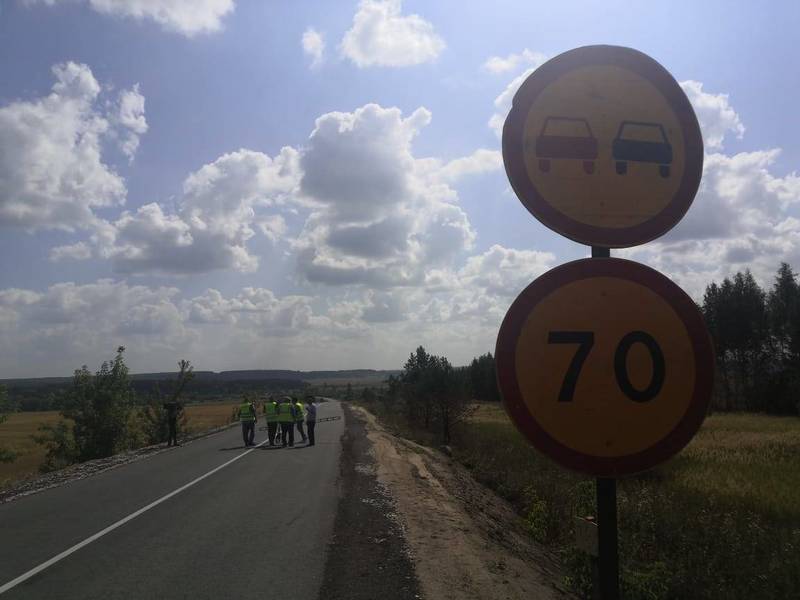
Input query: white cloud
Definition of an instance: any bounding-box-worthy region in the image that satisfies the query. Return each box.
[488,66,536,136]
[49,241,93,262]
[294,103,476,287]
[103,147,301,274]
[459,244,556,296]
[627,148,800,297]
[256,214,287,243]
[0,279,194,375]
[113,83,148,161]
[340,0,445,68]
[484,50,549,136]
[302,27,325,69]
[184,287,324,335]
[483,48,547,74]
[434,149,503,182]
[0,62,131,231]
[27,0,235,36]
[680,80,745,151]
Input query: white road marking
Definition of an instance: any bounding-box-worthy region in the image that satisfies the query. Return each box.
[0,438,268,595]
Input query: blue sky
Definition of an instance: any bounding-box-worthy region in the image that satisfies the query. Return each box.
[1,0,799,377]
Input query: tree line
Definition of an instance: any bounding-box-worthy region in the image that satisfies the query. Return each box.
[358,262,800,446]
[702,263,800,414]
[356,346,500,445]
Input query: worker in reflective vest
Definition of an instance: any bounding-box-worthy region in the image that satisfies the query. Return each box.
[238,398,257,447]
[276,396,296,447]
[294,398,307,443]
[263,398,279,446]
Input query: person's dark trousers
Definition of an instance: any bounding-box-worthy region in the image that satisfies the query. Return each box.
[280,422,294,447]
[168,418,178,446]
[267,422,278,445]
[242,421,255,446]
[306,421,316,446]
[296,421,307,442]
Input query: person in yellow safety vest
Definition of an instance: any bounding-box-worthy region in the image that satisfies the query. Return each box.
[294,398,307,443]
[276,396,296,447]
[263,397,279,446]
[238,398,257,447]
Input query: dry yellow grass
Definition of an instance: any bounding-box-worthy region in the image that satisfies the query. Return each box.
[0,411,61,488]
[183,401,240,432]
[468,402,800,519]
[456,403,800,598]
[0,401,240,488]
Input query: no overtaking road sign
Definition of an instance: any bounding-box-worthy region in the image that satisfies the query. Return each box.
[502,45,703,248]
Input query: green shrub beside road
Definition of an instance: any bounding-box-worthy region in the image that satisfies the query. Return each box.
[455,405,800,599]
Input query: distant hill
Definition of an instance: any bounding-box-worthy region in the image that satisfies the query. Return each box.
[1,369,399,412]
[0,369,398,387]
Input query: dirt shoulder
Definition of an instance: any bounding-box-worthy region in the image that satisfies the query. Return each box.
[352,405,574,600]
[319,404,421,599]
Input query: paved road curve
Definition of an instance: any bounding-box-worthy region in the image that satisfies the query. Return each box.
[0,401,345,599]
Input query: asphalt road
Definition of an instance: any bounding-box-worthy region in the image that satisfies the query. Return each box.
[0,401,346,599]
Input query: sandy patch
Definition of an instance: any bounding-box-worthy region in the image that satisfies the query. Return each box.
[353,406,574,600]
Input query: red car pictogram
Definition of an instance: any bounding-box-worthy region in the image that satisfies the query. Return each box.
[530,116,599,175]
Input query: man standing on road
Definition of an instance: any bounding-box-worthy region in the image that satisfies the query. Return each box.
[277,396,296,447]
[294,397,307,444]
[305,397,317,447]
[264,396,279,446]
[238,397,257,447]
[162,399,183,447]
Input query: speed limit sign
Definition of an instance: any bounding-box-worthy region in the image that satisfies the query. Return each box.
[495,258,714,477]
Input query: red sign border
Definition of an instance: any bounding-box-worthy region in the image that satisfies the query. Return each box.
[495,258,714,477]
[502,45,704,248]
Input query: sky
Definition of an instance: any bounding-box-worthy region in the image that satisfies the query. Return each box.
[1,0,799,377]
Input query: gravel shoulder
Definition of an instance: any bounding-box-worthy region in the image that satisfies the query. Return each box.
[353,405,575,600]
[319,404,422,599]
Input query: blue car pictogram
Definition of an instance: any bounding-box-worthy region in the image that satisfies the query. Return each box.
[612,121,673,178]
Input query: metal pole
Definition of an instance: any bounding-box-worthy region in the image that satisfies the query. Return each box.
[590,245,619,599]
[596,477,619,599]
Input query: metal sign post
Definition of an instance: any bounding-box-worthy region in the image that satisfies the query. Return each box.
[596,477,619,599]
[593,246,618,599]
[496,45,713,600]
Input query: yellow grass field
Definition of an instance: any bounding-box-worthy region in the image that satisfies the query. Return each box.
[462,403,800,598]
[0,401,239,488]
[469,403,800,519]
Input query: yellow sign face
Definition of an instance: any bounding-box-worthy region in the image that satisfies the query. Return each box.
[496,259,714,476]
[516,276,693,457]
[503,46,703,248]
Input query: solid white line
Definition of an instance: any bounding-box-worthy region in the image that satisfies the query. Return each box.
[0,439,267,595]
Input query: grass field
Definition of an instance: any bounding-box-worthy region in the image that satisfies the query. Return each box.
[0,401,239,489]
[456,404,800,599]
